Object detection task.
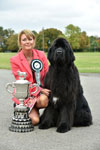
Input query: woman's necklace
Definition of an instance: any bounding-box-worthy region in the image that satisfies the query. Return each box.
[26,56,33,65]
[26,56,31,61]
[25,52,33,62]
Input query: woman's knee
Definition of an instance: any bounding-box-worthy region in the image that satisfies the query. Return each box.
[31,116,40,125]
[29,108,40,125]
[39,94,49,107]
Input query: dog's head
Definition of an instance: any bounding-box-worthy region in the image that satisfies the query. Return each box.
[48,38,75,67]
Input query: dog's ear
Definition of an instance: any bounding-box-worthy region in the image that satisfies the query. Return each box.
[68,44,75,66]
[64,39,75,64]
[47,47,54,65]
[70,48,75,62]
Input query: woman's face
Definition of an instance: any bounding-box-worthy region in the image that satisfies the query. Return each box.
[20,34,35,51]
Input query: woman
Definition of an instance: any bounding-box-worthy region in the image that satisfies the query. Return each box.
[10,29,51,125]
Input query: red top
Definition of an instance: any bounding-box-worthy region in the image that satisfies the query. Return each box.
[10,49,49,104]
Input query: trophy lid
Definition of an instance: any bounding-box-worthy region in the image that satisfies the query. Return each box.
[14,79,31,85]
[13,71,31,85]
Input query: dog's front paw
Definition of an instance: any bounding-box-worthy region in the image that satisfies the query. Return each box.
[57,123,70,133]
[39,121,50,129]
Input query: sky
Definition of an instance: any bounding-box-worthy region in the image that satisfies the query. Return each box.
[0,0,100,36]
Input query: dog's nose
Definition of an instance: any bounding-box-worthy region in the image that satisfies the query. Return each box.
[56,48,63,55]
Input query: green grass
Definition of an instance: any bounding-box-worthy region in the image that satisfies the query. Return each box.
[0,53,16,69]
[0,52,100,73]
[74,52,100,73]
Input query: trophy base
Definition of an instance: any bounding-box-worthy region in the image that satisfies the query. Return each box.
[9,118,34,132]
[9,106,34,132]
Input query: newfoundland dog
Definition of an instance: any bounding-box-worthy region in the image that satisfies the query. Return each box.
[39,38,92,133]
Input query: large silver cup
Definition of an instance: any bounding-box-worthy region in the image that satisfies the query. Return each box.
[6,71,39,132]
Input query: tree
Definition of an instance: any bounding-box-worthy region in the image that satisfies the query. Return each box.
[6,34,18,52]
[36,28,64,52]
[32,30,38,37]
[65,24,90,51]
[79,31,90,50]
[0,26,14,52]
[96,38,100,49]
[89,36,98,51]
[65,24,81,50]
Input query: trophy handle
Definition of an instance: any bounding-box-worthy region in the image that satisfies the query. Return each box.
[6,83,14,94]
[30,83,39,94]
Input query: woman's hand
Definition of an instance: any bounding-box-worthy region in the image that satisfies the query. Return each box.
[41,88,51,96]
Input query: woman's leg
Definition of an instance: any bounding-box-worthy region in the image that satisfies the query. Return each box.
[29,94,49,125]
[29,107,40,125]
[36,94,49,108]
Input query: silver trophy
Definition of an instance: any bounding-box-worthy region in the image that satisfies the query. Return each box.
[6,71,39,132]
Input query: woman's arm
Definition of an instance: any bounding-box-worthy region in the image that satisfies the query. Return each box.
[10,57,21,80]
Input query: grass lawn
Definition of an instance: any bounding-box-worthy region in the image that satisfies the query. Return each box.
[0,52,100,73]
[0,53,16,69]
[74,52,100,73]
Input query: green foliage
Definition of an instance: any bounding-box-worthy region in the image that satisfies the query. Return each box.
[0,25,100,52]
[0,48,2,52]
[89,36,97,51]
[6,34,18,52]
[65,24,90,51]
[65,24,81,49]
[35,28,64,52]
[0,26,14,52]
[79,32,90,49]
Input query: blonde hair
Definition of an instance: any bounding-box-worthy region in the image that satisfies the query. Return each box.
[18,29,36,52]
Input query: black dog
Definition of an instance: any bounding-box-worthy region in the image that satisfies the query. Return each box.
[39,38,92,133]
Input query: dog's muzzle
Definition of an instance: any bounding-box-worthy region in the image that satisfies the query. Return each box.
[54,48,65,63]
[56,48,63,57]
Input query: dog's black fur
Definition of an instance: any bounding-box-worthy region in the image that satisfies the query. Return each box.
[39,38,92,133]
